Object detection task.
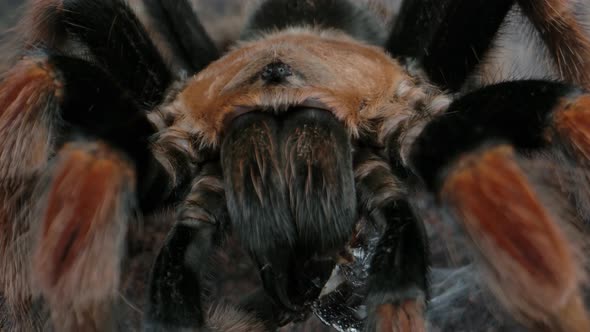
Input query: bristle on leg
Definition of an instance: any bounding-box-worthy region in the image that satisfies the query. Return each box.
[519,0,590,89]
[440,145,589,331]
[553,94,590,159]
[0,56,62,179]
[370,301,426,332]
[551,94,590,221]
[22,0,65,48]
[32,141,135,331]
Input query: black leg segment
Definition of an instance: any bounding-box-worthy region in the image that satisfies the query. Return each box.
[353,150,429,331]
[145,163,227,330]
[387,0,515,91]
[145,223,212,330]
[48,54,171,210]
[364,201,429,331]
[242,0,384,44]
[410,80,578,190]
[147,0,219,73]
[60,0,173,106]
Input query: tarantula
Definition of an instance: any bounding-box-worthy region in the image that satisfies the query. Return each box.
[2,0,590,330]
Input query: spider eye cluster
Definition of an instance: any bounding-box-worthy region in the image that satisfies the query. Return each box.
[260,61,293,84]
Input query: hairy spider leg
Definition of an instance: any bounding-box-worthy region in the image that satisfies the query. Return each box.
[354,150,429,332]
[241,0,385,45]
[48,55,170,208]
[0,55,63,331]
[146,163,222,330]
[34,141,135,331]
[388,0,590,92]
[386,0,515,91]
[142,0,219,74]
[518,0,590,89]
[42,54,177,330]
[0,50,171,330]
[18,0,223,206]
[220,110,356,313]
[410,80,590,331]
[146,162,286,332]
[27,0,173,107]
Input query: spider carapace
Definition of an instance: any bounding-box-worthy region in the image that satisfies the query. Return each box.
[1,0,590,331]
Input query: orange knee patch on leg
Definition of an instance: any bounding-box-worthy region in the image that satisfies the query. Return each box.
[554,94,590,160]
[441,146,583,325]
[41,148,132,286]
[0,57,63,117]
[33,142,135,330]
[374,301,425,332]
[0,58,63,178]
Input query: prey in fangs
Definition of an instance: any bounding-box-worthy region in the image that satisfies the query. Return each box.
[1,0,590,331]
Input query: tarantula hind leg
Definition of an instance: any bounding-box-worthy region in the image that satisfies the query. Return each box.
[354,151,428,332]
[410,80,590,331]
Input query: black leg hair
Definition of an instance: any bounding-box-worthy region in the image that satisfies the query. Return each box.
[241,0,385,45]
[144,227,212,330]
[46,53,173,210]
[364,203,428,331]
[0,51,172,207]
[32,140,137,331]
[53,0,173,106]
[408,80,590,330]
[0,55,63,180]
[142,0,219,74]
[354,150,428,331]
[386,0,515,91]
[145,163,274,331]
[410,80,576,191]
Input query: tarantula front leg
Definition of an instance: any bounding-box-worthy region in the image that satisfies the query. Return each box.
[354,150,428,332]
[0,51,171,330]
[145,163,223,331]
[141,0,219,73]
[33,140,136,331]
[406,81,590,331]
[26,0,173,105]
[387,0,515,91]
[387,0,590,91]
[145,163,277,332]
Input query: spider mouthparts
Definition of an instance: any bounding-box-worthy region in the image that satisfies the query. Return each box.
[223,99,333,132]
[260,265,300,311]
